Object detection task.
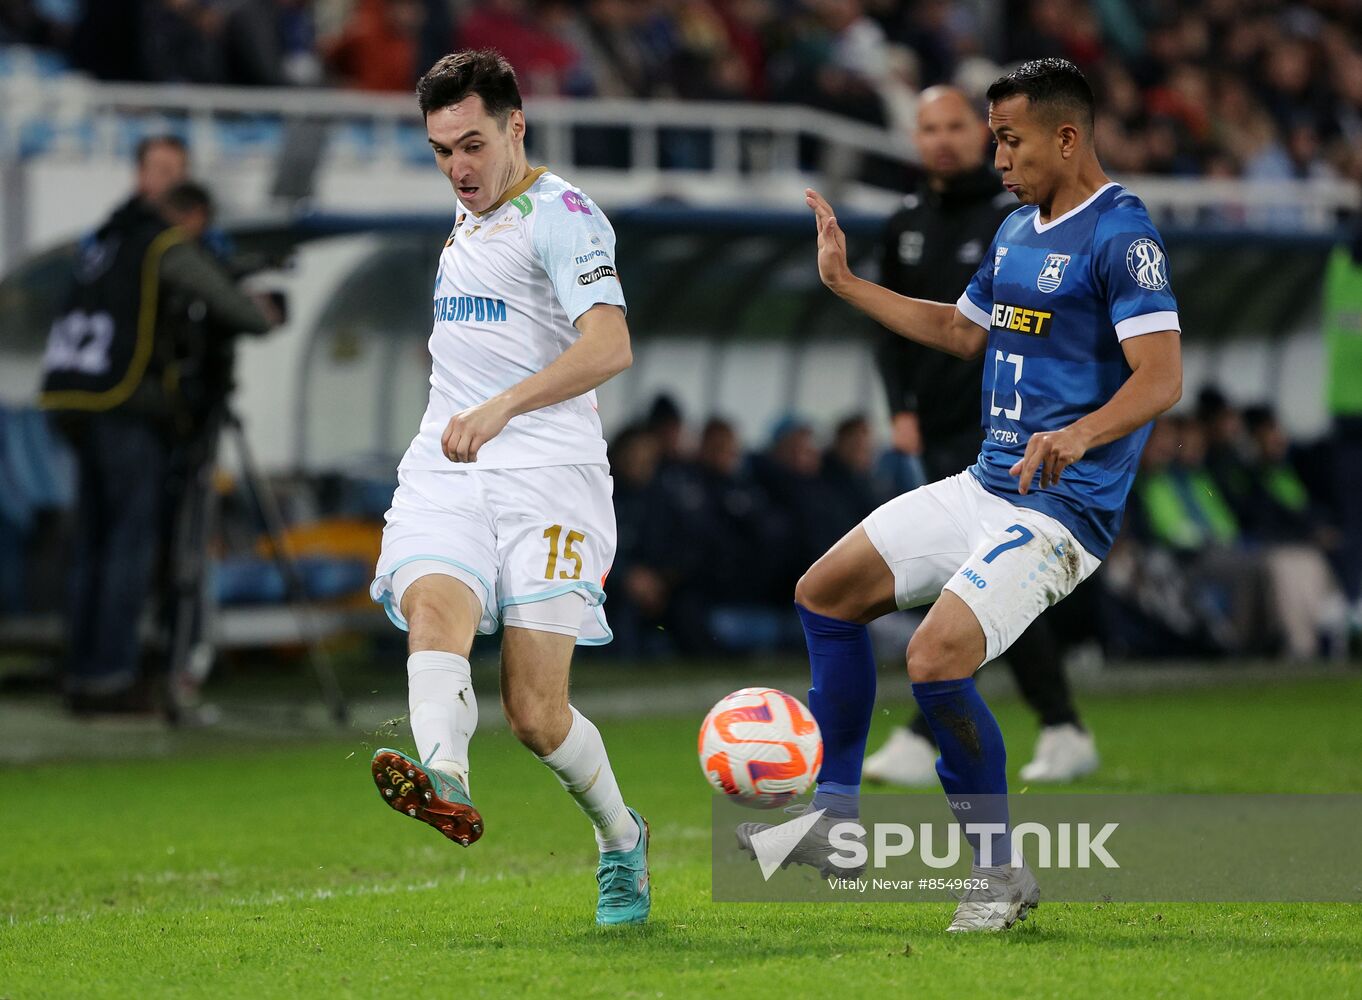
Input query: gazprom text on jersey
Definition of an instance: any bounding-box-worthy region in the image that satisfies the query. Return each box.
[434,295,508,323]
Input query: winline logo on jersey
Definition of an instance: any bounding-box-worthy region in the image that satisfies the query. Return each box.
[711,793,1362,903]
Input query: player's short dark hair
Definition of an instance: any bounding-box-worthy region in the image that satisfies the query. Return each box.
[417,49,522,122]
[136,134,188,165]
[162,181,214,217]
[986,58,1095,132]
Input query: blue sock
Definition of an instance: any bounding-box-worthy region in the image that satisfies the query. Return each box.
[796,603,876,818]
[911,677,1011,867]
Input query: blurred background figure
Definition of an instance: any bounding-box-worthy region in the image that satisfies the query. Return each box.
[37,155,276,715]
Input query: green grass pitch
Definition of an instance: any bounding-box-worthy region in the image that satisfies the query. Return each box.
[2,675,1361,998]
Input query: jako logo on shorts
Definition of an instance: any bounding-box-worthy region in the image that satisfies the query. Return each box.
[434,295,508,323]
[959,568,988,589]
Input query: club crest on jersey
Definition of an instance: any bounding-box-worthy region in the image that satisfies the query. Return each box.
[1126,238,1168,290]
[993,245,1008,276]
[1037,253,1071,293]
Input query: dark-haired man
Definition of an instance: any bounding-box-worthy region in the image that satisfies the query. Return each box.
[737,58,1182,932]
[865,86,1099,788]
[366,49,649,926]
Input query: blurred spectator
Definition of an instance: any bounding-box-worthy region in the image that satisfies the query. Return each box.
[751,416,839,601]
[1122,416,1273,656]
[141,0,223,84]
[457,0,581,97]
[70,0,145,81]
[1195,384,1254,524]
[644,393,692,471]
[324,0,424,92]
[0,0,68,47]
[693,416,780,607]
[565,0,668,99]
[820,413,885,535]
[218,0,319,87]
[20,0,1362,179]
[1240,405,1348,658]
[771,0,890,126]
[1322,234,1362,620]
[604,424,673,656]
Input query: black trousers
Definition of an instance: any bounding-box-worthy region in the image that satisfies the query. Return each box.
[60,412,172,696]
[907,433,1081,739]
[1332,416,1362,602]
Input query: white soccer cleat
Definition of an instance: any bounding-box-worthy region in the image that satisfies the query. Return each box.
[862,726,940,787]
[946,863,1041,933]
[735,803,866,878]
[1018,724,1099,783]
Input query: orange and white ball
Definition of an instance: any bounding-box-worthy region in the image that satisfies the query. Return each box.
[697,687,823,809]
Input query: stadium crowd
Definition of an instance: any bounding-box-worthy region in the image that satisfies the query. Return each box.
[605,390,1353,662]
[3,0,1362,180]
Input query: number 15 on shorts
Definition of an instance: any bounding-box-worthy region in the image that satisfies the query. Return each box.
[543,525,586,580]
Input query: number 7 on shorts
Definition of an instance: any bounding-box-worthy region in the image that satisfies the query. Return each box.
[982,524,1034,564]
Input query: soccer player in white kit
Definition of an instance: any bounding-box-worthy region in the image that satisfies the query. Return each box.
[367,50,649,926]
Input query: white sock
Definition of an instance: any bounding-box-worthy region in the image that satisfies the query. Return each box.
[407,651,477,791]
[537,706,639,853]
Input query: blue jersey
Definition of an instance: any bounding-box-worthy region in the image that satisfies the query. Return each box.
[956,183,1179,559]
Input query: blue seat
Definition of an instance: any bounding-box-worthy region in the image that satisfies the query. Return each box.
[214,555,369,605]
[215,116,285,157]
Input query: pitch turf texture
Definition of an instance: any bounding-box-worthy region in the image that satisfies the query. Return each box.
[3,673,1361,999]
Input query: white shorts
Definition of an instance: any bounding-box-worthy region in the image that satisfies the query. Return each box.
[370,464,615,645]
[862,471,1101,665]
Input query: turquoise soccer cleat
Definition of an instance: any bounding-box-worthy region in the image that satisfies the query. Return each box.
[371,747,484,847]
[595,807,650,926]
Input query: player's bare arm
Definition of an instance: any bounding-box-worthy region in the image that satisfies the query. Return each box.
[1010,330,1182,494]
[442,303,632,463]
[805,187,987,360]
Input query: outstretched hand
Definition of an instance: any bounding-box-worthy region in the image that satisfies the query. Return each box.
[805,188,852,291]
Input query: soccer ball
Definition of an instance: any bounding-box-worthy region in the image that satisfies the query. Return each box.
[697,687,823,809]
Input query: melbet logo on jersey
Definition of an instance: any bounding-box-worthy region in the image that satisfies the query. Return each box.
[992,302,1054,337]
[434,294,508,324]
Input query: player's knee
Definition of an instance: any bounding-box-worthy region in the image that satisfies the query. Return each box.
[906,625,972,683]
[794,563,845,619]
[503,696,569,756]
[402,586,469,653]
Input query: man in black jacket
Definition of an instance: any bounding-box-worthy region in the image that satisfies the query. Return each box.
[40,179,275,715]
[863,86,1098,785]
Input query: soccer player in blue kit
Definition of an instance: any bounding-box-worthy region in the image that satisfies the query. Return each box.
[737,58,1183,931]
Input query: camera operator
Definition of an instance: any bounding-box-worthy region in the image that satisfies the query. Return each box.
[40,181,276,716]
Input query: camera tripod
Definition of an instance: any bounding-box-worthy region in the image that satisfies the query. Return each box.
[164,403,349,726]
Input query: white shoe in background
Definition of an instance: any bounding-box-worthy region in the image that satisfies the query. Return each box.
[862,726,939,787]
[1018,724,1099,783]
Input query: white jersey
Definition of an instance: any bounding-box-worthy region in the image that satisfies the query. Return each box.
[400,167,627,472]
